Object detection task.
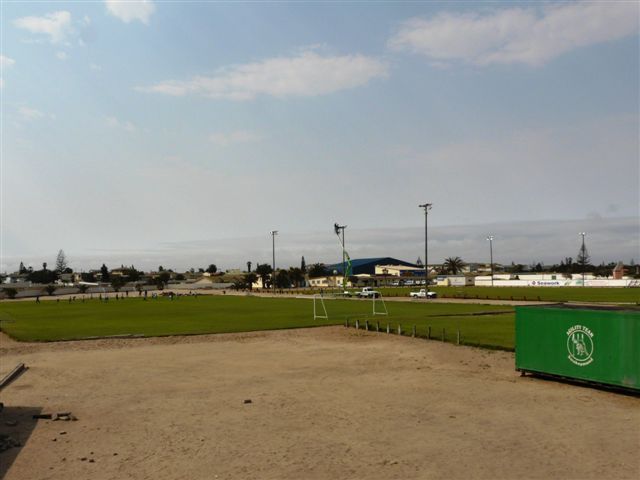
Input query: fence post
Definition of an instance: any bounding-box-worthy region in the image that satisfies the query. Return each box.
[355,319,359,330]
[386,323,390,334]
[412,325,416,337]
[457,329,460,345]
[365,320,369,331]
[398,324,402,335]
[345,318,348,328]
[376,321,380,332]
[428,326,431,339]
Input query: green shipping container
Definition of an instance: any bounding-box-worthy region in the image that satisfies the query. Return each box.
[515,305,640,392]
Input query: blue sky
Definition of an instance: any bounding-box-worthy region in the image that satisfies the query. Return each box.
[1,1,638,271]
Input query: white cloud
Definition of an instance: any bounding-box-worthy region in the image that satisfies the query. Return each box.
[105,116,136,132]
[1,55,15,68]
[105,0,156,25]
[389,3,640,66]
[56,51,68,61]
[13,11,73,44]
[209,130,264,147]
[139,51,388,100]
[18,106,46,121]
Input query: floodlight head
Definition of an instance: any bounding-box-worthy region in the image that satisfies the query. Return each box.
[418,203,432,211]
[579,232,586,236]
[270,230,278,236]
[334,223,346,235]
[487,235,494,241]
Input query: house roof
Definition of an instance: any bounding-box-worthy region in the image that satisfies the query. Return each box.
[326,257,417,275]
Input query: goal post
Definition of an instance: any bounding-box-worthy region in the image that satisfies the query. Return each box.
[311,292,389,321]
[373,294,388,316]
[313,294,329,320]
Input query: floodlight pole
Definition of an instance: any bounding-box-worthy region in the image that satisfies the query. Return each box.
[579,232,586,287]
[334,223,347,290]
[271,230,278,293]
[418,204,432,287]
[487,235,494,287]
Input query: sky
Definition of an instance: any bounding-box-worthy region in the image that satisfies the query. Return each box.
[1,1,639,272]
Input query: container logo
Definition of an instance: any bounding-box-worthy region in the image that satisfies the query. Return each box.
[566,325,594,366]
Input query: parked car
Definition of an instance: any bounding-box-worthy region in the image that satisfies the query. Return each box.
[356,287,381,298]
[409,289,437,299]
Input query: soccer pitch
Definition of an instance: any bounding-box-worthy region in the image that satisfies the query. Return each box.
[0,295,514,348]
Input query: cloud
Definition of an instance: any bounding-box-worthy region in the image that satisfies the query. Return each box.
[138,51,388,100]
[389,3,640,66]
[13,11,73,44]
[209,130,264,147]
[56,51,68,61]
[105,116,136,132]
[18,106,46,121]
[1,54,15,68]
[105,0,156,24]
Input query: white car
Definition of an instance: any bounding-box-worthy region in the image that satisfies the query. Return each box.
[409,289,437,299]
[356,287,381,298]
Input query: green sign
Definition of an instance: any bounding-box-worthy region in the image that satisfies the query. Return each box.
[516,306,640,391]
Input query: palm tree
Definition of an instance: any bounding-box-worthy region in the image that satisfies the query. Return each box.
[443,257,465,275]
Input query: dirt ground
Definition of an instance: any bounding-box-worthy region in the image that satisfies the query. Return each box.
[0,327,638,480]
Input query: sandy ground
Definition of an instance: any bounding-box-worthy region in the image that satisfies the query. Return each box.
[0,327,638,480]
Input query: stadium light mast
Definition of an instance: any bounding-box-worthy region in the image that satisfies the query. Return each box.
[418,203,432,287]
[334,223,347,290]
[270,230,278,293]
[487,235,495,287]
[579,232,586,287]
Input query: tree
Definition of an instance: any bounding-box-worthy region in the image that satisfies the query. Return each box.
[206,264,217,274]
[27,268,57,284]
[415,257,423,267]
[19,261,27,274]
[198,268,205,273]
[275,269,291,289]
[300,256,306,273]
[55,249,68,274]
[246,261,252,273]
[255,263,273,289]
[158,265,164,272]
[44,284,57,296]
[3,288,18,299]
[122,266,141,282]
[111,276,125,292]
[443,257,465,275]
[42,262,47,270]
[289,267,305,288]
[81,271,96,282]
[234,272,258,290]
[577,242,591,274]
[158,271,171,284]
[307,263,327,278]
[100,264,110,281]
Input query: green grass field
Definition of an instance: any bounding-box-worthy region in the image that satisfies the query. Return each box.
[359,286,639,303]
[0,295,515,349]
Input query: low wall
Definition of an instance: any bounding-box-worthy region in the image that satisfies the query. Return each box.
[474,279,635,287]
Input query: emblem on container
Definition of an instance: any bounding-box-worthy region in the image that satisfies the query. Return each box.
[566,325,594,366]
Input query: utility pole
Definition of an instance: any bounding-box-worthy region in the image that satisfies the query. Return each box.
[418,204,432,287]
[270,230,278,293]
[487,235,494,287]
[579,232,586,287]
[334,223,347,290]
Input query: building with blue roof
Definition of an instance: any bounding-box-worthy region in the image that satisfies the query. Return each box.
[325,257,419,276]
